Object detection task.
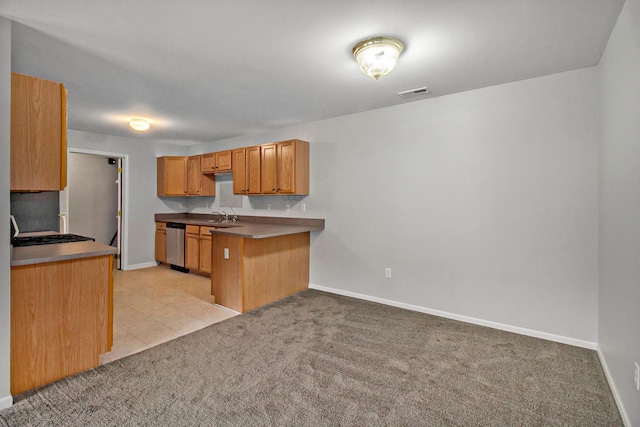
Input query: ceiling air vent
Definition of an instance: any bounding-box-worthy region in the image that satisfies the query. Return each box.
[397,87,430,98]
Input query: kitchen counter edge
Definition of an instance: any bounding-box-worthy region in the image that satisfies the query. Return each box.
[11,241,118,267]
[155,214,325,239]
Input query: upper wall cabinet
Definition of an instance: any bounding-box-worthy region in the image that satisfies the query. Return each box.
[261,139,309,195]
[159,155,215,197]
[157,156,187,196]
[187,155,203,195]
[232,146,261,195]
[202,150,232,174]
[11,72,68,192]
[157,139,308,197]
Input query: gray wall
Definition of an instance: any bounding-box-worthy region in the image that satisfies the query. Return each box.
[67,153,118,245]
[598,0,640,424]
[0,16,11,409]
[187,67,600,345]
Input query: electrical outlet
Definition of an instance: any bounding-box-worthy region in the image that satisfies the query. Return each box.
[224,248,229,259]
[385,268,392,279]
[286,204,291,212]
[635,362,639,391]
[301,203,306,212]
[267,203,271,211]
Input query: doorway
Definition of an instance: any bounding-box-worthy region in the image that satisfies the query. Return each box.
[59,149,128,269]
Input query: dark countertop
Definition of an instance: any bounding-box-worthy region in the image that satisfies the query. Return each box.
[11,240,118,267]
[155,213,325,239]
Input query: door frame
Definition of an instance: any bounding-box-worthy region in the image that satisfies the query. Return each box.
[63,148,130,270]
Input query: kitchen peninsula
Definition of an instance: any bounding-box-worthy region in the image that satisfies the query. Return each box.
[155,214,324,312]
[10,239,117,395]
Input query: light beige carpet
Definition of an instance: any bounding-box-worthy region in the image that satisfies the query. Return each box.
[0,290,622,426]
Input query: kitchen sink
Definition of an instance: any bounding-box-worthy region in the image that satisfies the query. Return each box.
[206,222,242,228]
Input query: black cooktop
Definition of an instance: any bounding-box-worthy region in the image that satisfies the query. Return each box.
[11,234,95,247]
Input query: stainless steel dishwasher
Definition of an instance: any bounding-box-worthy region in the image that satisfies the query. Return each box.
[165,222,188,272]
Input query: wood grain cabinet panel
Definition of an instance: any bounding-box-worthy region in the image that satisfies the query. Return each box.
[202,153,215,173]
[210,232,310,313]
[185,225,200,271]
[199,227,213,274]
[215,150,232,173]
[11,255,113,395]
[157,156,187,196]
[261,144,278,194]
[260,140,309,195]
[155,222,167,263]
[233,146,261,195]
[187,155,202,195]
[276,139,309,194]
[11,72,67,191]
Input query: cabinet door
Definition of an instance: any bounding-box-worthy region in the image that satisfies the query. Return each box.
[232,148,246,194]
[246,146,262,194]
[201,153,215,174]
[261,144,277,194]
[276,140,296,194]
[215,150,232,172]
[187,155,202,195]
[199,234,212,274]
[11,73,66,191]
[157,157,187,196]
[276,139,309,195]
[185,231,200,271]
[155,230,166,263]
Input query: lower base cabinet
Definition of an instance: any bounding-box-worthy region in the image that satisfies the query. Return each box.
[11,255,113,395]
[155,222,166,263]
[184,224,213,276]
[210,232,310,313]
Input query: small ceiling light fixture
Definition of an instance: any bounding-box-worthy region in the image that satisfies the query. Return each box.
[352,36,404,80]
[129,117,151,131]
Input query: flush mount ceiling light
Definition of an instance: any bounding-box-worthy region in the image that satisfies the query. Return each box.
[352,36,404,80]
[129,117,151,131]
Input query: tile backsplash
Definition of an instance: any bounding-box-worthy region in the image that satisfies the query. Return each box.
[10,192,60,233]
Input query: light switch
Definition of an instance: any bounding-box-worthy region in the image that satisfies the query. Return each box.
[224,248,229,259]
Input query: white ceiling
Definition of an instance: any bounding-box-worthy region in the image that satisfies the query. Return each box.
[0,0,625,145]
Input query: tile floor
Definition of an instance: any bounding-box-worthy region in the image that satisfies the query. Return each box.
[100,266,237,364]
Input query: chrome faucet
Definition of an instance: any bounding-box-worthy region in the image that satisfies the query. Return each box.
[220,210,229,222]
[211,211,224,223]
[228,207,239,222]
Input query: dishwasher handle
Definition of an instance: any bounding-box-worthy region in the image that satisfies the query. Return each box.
[166,222,186,229]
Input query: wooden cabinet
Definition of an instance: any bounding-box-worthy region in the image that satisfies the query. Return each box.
[158,140,308,197]
[260,139,309,195]
[210,232,310,313]
[184,224,213,276]
[155,222,167,263]
[11,255,113,394]
[199,227,214,274]
[157,156,187,196]
[233,146,261,194]
[11,72,68,192]
[159,156,214,196]
[202,153,215,174]
[261,143,277,194]
[187,156,202,195]
[185,225,200,271]
[215,150,232,173]
[202,150,232,174]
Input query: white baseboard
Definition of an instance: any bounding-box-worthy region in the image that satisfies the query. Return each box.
[0,394,12,410]
[308,284,597,350]
[124,261,159,271]
[597,345,631,427]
